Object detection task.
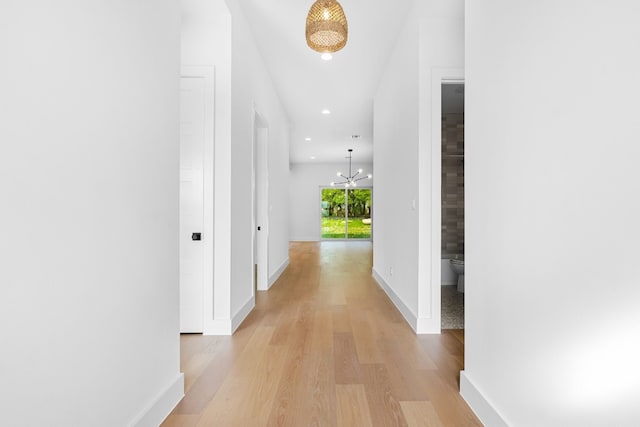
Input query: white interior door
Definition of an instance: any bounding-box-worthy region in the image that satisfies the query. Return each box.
[179,77,205,333]
[255,127,269,291]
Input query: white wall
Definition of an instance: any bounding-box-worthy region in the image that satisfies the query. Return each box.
[0,1,183,426]
[266,118,292,284]
[182,0,290,333]
[227,0,291,325]
[373,0,464,332]
[373,7,420,320]
[290,163,374,241]
[463,1,640,426]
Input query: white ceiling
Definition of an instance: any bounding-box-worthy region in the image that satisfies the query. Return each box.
[238,0,413,164]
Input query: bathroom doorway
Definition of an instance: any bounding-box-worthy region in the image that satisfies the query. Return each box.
[440,82,465,329]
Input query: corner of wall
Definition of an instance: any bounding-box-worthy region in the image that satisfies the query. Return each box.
[268,257,289,288]
[202,294,255,335]
[372,269,417,332]
[231,296,255,333]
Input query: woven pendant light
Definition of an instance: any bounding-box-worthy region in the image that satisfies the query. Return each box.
[305,0,348,53]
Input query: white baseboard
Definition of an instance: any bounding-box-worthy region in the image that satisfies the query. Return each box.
[372,269,441,335]
[129,373,184,427]
[269,257,289,288]
[231,296,255,333]
[416,317,441,334]
[460,371,509,427]
[202,297,255,335]
[372,268,418,332]
[203,319,232,335]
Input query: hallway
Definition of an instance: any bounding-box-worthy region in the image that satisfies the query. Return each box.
[163,242,481,426]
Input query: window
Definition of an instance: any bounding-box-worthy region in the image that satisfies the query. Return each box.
[321,188,372,239]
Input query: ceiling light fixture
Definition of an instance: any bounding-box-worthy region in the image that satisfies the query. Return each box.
[322,109,331,115]
[305,0,348,54]
[305,137,312,141]
[330,149,372,188]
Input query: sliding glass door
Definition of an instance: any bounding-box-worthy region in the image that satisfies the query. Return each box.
[321,188,372,240]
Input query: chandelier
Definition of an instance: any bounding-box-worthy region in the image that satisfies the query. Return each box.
[331,149,372,188]
[305,0,348,53]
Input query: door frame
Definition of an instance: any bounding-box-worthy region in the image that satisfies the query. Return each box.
[424,68,464,333]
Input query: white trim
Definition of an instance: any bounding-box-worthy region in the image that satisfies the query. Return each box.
[372,268,418,332]
[203,319,232,336]
[129,373,184,427]
[268,257,289,288]
[202,296,255,335]
[460,371,509,427]
[289,237,319,242]
[416,316,440,334]
[231,296,255,333]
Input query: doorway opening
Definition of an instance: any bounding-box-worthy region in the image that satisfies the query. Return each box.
[321,187,372,240]
[440,82,465,330]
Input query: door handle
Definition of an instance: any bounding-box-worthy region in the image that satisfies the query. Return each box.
[257,226,261,231]
[192,232,202,241]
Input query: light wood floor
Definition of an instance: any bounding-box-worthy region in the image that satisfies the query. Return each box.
[162,242,481,426]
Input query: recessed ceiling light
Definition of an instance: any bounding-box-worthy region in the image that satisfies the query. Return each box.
[322,109,331,115]
[310,156,316,160]
[321,53,333,61]
[305,137,312,142]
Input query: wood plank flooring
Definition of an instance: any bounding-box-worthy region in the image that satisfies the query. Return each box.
[162,241,481,426]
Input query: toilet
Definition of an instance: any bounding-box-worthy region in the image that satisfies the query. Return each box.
[449,257,465,292]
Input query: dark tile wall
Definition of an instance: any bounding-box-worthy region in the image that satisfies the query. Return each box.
[441,113,464,255]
